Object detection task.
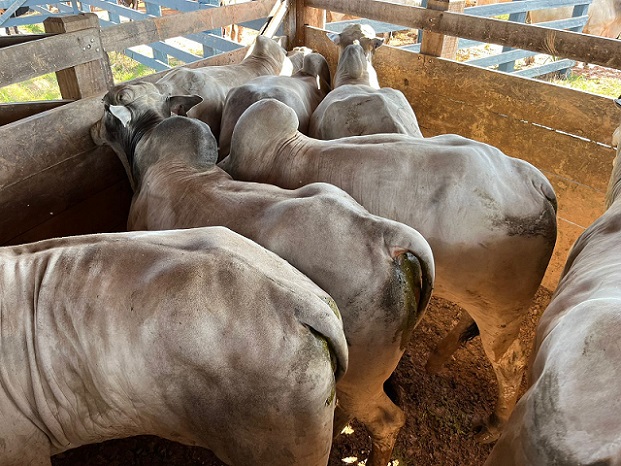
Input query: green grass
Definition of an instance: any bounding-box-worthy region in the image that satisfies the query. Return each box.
[0,74,62,101]
[108,51,155,84]
[0,51,157,102]
[549,73,621,98]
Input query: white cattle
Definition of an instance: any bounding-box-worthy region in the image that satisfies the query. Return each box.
[0,226,348,466]
[528,0,621,38]
[327,23,385,87]
[155,35,292,140]
[308,41,423,140]
[91,82,435,466]
[218,52,331,160]
[221,98,558,443]
[484,99,621,466]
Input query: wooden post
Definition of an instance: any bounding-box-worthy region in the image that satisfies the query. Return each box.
[420,0,465,59]
[285,0,326,48]
[44,14,114,99]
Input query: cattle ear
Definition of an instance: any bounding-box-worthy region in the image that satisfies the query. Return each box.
[168,94,203,116]
[109,105,132,127]
[327,32,341,45]
[372,37,384,49]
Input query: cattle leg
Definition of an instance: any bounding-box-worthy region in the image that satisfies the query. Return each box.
[337,388,406,466]
[472,316,526,444]
[425,311,478,374]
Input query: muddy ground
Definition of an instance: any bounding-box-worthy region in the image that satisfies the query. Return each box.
[51,287,552,466]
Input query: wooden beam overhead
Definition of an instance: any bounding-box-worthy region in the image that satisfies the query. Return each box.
[307,0,621,70]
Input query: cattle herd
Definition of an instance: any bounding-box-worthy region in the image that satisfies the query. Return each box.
[2,22,621,466]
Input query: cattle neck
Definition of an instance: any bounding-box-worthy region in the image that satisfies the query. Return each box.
[242,55,282,76]
[132,117,219,192]
[115,107,166,189]
[335,46,379,88]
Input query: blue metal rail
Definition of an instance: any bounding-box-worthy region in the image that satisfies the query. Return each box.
[325,0,593,78]
[0,0,256,71]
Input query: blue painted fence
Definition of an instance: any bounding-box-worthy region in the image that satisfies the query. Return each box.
[0,0,270,71]
[325,0,592,77]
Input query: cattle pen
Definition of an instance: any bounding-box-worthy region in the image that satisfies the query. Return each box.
[1,0,620,464]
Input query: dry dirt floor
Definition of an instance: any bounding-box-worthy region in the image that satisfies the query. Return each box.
[51,287,552,466]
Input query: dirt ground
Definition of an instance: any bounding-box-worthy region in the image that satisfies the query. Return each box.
[51,287,552,466]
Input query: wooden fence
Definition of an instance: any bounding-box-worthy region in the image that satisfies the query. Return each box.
[325,0,593,77]
[1,0,621,289]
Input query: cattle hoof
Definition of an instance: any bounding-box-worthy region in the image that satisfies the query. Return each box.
[472,415,502,444]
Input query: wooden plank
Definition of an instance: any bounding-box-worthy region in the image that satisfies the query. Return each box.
[100,0,275,52]
[0,27,104,87]
[0,100,73,126]
[44,14,113,99]
[4,181,132,246]
[0,33,55,48]
[415,95,614,192]
[420,0,465,59]
[285,0,325,47]
[306,26,619,146]
[0,44,251,244]
[306,0,621,70]
[0,145,127,245]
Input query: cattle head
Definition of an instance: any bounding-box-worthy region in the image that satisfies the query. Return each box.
[298,52,332,93]
[244,35,291,75]
[333,41,378,88]
[605,96,621,208]
[327,23,384,61]
[90,82,204,191]
[287,46,313,74]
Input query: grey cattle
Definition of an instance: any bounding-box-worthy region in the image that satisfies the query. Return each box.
[309,42,423,140]
[91,82,435,466]
[218,52,331,160]
[528,0,621,38]
[485,99,621,466]
[222,98,558,443]
[155,35,291,140]
[0,226,347,466]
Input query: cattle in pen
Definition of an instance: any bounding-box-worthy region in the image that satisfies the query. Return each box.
[484,98,621,466]
[0,226,347,466]
[221,98,558,444]
[154,35,293,140]
[91,82,435,466]
[308,41,423,140]
[218,52,331,160]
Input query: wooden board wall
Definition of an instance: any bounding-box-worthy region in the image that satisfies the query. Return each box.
[306,26,619,290]
[0,47,249,246]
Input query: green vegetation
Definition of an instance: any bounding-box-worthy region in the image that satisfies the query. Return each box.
[108,52,155,84]
[0,49,156,103]
[550,72,621,98]
[0,74,61,101]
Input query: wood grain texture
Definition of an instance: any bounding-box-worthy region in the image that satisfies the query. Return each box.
[0,100,74,126]
[306,26,617,146]
[0,28,104,88]
[307,0,621,69]
[0,47,250,245]
[420,0,465,59]
[44,14,113,99]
